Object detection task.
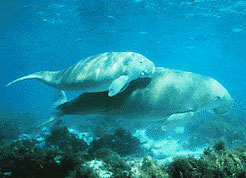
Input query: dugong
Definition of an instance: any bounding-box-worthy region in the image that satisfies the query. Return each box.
[36,67,233,127]
[6,52,155,97]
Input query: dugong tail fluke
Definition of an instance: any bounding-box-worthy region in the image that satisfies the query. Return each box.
[32,90,66,128]
[32,109,64,128]
[5,71,60,88]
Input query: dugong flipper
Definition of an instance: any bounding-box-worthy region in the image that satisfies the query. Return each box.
[108,75,130,97]
[6,52,155,97]
[35,67,233,127]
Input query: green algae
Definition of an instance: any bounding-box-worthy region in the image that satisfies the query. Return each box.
[1,122,246,178]
[0,139,81,178]
[167,140,246,178]
[45,121,88,152]
[0,122,147,177]
[89,128,148,157]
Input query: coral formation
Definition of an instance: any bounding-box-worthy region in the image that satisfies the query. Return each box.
[1,121,246,178]
[89,128,148,157]
[167,140,246,178]
[0,122,149,177]
[45,121,88,152]
[0,139,81,178]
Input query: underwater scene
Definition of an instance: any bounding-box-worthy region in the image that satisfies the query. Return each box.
[1,0,246,177]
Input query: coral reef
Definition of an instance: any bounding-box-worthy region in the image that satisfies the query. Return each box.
[45,121,88,152]
[167,140,246,178]
[136,156,169,178]
[0,122,149,177]
[1,121,246,178]
[89,128,148,157]
[0,138,82,178]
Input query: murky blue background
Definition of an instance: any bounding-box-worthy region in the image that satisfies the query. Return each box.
[0,0,245,120]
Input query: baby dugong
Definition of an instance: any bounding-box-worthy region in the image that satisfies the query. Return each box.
[6,52,155,97]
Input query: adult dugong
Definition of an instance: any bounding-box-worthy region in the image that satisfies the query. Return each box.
[6,52,155,97]
[36,67,233,127]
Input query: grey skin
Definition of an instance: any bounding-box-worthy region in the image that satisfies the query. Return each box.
[6,52,155,97]
[37,67,233,127]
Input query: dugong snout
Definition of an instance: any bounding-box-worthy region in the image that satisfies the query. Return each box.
[207,78,233,115]
[213,95,233,115]
[140,60,155,78]
[146,61,155,76]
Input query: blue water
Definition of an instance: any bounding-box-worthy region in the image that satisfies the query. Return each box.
[0,0,246,119]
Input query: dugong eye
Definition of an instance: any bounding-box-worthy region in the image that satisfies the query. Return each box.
[215,96,221,100]
[140,61,143,64]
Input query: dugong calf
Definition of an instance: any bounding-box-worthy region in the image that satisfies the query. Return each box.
[37,67,233,127]
[6,52,155,97]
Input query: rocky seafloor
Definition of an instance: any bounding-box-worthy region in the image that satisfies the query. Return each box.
[0,119,246,178]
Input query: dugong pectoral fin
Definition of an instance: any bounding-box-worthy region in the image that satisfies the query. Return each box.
[52,90,67,109]
[162,111,195,132]
[108,75,129,97]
